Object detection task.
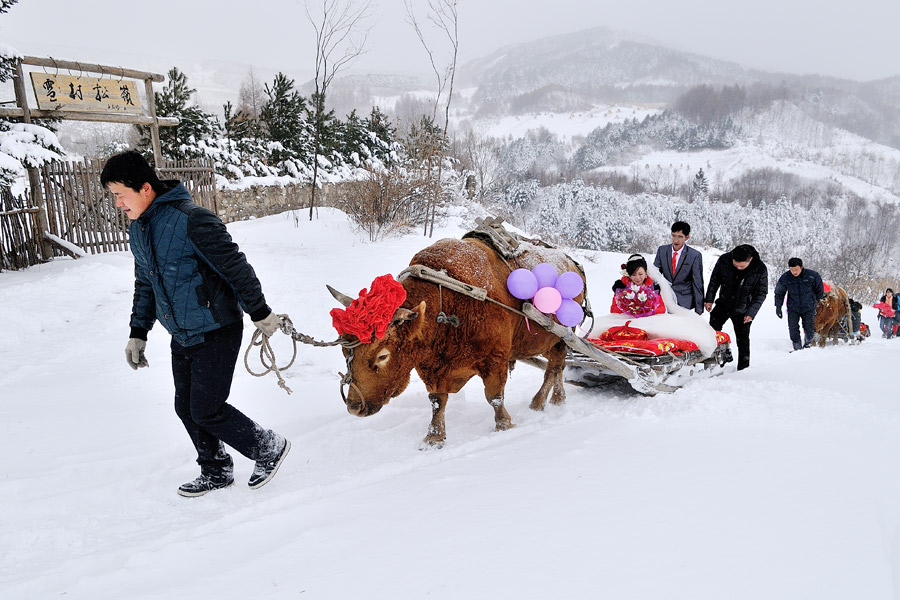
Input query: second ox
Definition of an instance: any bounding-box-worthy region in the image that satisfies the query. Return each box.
[328,235,586,448]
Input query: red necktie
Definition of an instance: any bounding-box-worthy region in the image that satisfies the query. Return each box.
[671,250,678,275]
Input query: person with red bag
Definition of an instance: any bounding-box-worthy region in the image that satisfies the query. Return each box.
[873,288,899,338]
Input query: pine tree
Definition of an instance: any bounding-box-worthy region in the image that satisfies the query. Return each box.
[692,168,709,199]
[0,1,17,83]
[339,109,368,165]
[259,72,311,166]
[137,67,219,160]
[306,92,341,159]
[363,106,397,165]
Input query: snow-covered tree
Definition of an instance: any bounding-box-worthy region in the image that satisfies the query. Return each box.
[260,72,312,172]
[136,67,219,161]
[0,3,65,190]
[691,168,709,200]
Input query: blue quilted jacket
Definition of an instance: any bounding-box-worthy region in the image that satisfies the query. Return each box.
[774,268,825,313]
[128,182,270,347]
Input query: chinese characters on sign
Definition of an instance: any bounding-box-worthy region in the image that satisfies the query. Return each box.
[29,73,142,114]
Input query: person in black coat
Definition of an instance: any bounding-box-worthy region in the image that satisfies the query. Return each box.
[773,257,825,350]
[704,244,768,370]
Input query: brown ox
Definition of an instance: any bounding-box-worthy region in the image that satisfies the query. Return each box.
[331,237,585,448]
[814,283,851,346]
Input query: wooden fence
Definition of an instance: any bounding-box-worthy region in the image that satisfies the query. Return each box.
[0,188,43,271]
[40,158,131,254]
[39,157,216,255]
[0,157,216,271]
[158,157,218,215]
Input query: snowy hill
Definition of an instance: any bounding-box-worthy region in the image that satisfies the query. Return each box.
[3,208,900,598]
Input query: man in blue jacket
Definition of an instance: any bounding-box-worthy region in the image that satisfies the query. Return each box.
[773,257,825,351]
[101,151,290,497]
[653,221,704,314]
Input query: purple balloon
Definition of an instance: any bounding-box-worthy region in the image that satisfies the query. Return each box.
[533,286,562,314]
[554,271,584,300]
[507,268,539,300]
[532,263,559,289]
[555,299,584,327]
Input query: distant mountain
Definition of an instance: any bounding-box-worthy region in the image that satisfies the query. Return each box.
[454,26,900,149]
[460,27,766,114]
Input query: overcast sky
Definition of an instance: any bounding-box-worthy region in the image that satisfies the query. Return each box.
[4,0,899,82]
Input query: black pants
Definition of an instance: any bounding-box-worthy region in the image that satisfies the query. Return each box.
[709,305,753,370]
[171,321,274,476]
[787,308,815,350]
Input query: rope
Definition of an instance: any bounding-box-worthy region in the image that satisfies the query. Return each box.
[244,314,354,395]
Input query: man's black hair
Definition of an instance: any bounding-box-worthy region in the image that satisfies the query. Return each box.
[788,257,803,268]
[100,150,168,195]
[671,221,691,237]
[731,245,753,262]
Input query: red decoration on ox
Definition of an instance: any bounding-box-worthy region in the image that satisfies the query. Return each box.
[330,274,408,343]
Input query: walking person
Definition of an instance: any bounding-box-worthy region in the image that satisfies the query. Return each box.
[653,221,704,314]
[102,150,290,497]
[773,257,825,350]
[874,288,900,339]
[704,244,768,371]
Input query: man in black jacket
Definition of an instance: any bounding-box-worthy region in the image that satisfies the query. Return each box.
[773,257,825,350]
[704,244,769,370]
[102,151,290,498]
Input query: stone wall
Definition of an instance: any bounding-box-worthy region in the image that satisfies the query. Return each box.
[216,182,358,223]
[217,183,311,223]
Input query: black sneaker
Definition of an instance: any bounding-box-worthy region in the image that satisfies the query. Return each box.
[177,473,234,497]
[249,439,291,489]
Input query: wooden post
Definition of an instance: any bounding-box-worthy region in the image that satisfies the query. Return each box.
[12,58,54,261]
[144,78,162,166]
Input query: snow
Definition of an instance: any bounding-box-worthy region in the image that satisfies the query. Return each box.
[2,208,900,599]
[43,231,87,257]
[467,104,663,143]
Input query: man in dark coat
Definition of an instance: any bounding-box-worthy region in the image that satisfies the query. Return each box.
[773,257,825,350]
[101,151,290,497]
[653,221,704,314]
[704,244,769,370]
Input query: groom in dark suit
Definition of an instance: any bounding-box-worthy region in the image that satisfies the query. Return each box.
[653,221,705,314]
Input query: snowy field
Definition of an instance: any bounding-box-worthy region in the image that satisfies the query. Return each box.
[608,143,900,205]
[2,208,900,599]
[461,103,662,144]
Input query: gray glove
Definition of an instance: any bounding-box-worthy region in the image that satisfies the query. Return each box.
[253,312,282,337]
[125,338,149,370]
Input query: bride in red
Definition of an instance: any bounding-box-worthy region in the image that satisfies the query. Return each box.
[611,254,666,317]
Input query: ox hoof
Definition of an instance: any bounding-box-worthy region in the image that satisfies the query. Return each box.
[495,420,515,432]
[419,438,444,451]
[529,400,545,412]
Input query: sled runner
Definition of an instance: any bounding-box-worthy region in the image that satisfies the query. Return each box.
[521,304,733,395]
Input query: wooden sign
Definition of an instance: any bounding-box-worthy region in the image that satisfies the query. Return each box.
[30,73,142,114]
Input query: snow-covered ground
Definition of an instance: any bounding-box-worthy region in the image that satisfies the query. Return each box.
[2,208,900,599]
[465,104,662,143]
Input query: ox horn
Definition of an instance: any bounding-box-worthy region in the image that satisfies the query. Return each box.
[326,284,354,307]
